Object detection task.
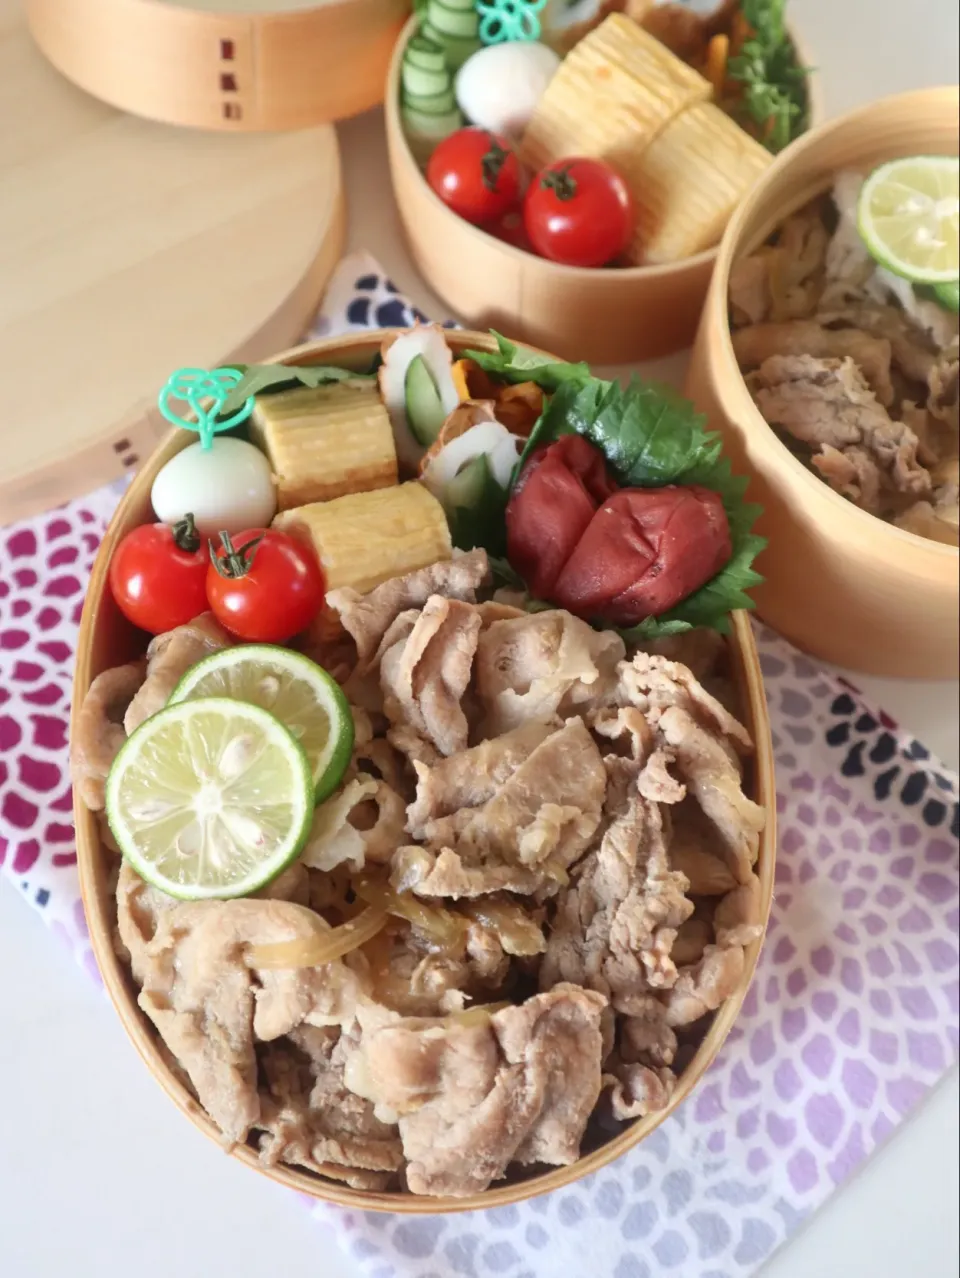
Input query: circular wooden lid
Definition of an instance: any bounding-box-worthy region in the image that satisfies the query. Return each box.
[25,0,408,132]
[0,0,345,524]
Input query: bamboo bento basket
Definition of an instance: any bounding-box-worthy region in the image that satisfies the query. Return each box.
[72,330,777,1211]
[685,86,960,680]
[385,16,822,366]
[26,0,410,131]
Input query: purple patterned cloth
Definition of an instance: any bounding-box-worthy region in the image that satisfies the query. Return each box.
[1,252,957,1278]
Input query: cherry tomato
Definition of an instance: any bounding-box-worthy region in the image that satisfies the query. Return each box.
[427,128,522,226]
[523,158,634,268]
[109,514,209,635]
[206,529,325,643]
[489,208,535,253]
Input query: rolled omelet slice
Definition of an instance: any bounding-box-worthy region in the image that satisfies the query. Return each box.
[519,13,711,173]
[624,102,773,265]
[271,481,451,597]
[250,382,397,510]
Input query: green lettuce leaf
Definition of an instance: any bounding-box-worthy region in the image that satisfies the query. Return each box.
[464,333,593,393]
[219,363,374,416]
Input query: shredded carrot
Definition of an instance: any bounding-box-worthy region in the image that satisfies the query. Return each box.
[706,33,730,95]
[450,359,471,402]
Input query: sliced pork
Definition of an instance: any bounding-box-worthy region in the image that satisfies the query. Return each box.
[344,985,606,1196]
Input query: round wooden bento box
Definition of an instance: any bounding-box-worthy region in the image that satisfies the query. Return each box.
[385,15,821,365]
[26,0,410,131]
[72,329,777,1211]
[685,86,960,680]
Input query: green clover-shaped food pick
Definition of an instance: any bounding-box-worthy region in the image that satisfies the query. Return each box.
[157,367,255,449]
[477,0,547,44]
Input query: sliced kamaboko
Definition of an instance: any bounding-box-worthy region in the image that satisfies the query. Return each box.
[378,324,463,470]
[420,419,523,503]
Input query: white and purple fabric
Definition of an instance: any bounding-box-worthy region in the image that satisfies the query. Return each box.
[1,253,957,1278]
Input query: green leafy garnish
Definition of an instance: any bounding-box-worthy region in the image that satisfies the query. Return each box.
[511,380,584,482]
[219,363,374,416]
[726,0,810,154]
[464,332,593,393]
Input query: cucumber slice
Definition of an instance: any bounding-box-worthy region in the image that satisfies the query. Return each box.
[432,0,478,10]
[404,355,448,446]
[406,33,447,73]
[402,104,464,164]
[426,0,481,39]
[421,22,481,70]
[402,104,463,138]
[443,453,510,557]
[401,61,450,99]
[445,452,490,509]
[403,87,457,116]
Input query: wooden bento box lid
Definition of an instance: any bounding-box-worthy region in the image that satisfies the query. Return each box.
[25,0,410,132]
[0,0,346,524]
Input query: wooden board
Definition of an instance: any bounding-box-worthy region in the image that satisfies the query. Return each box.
[0,0,346,525]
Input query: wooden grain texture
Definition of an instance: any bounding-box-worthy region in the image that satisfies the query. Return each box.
[686,86,960,680]
[0,0,346,525]
[385,16,821,366]
[26,0,409,131]
[72,330,777,1213]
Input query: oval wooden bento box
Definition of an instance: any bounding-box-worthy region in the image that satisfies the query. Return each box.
[72,330,777,1212]
[26,0,410,131]
[385,16,821,366]
[685,86,960,680]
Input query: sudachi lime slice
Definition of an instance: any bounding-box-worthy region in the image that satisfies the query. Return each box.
[168,645,354,803]
[933,279,960,313]
[858,155,960,285]
[105,697,313,900]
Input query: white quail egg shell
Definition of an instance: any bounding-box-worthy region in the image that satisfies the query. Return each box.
[150,437,277,538]
[454,42,562,141]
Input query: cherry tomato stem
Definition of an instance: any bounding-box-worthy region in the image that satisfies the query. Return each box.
[537,165,578,202]
[208,530,266,578]
[170,512,202,554]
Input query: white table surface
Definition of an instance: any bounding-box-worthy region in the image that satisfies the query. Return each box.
[2,1,958,1275]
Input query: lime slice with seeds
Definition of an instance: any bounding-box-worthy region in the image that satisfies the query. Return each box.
[168,645,353,803]
[105,698,313,900]
[858,155,960,285]
[933,279,960,312]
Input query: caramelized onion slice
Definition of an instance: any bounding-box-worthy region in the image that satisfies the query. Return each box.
[450,1002,511,1027]
[461,898,546,956]
[248,905,388,970]
[354,876,468,955]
